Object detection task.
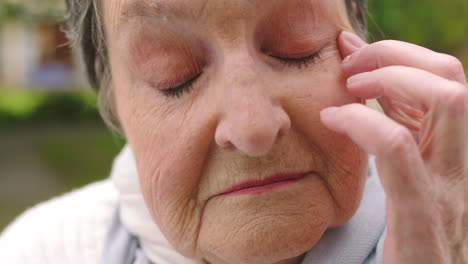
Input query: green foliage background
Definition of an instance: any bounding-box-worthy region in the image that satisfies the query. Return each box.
[0,0,63,22]
[1,0,467,55]
[0,0,467,231]
[367,0,468,60]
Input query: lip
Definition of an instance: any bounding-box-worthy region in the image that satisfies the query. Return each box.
[219,172,309,196]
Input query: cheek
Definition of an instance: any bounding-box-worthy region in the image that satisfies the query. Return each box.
[282,48,356,127]
[282,52,368,225]
[117,89,192,201]
[114,80,216,256]
[116,87,191,212]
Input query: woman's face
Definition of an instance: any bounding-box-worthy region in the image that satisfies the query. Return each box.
[103,0,368,263]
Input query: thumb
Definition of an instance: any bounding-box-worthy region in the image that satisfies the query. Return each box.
[338,31,368,59]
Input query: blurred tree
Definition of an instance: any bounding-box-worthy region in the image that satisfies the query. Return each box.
[368,0,468,53]
[0,2,25,22]
[1,0,465,52]
[0,0,466,71]
[0,0,64,23]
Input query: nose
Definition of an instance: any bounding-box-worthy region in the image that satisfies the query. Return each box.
[214,68,291,157]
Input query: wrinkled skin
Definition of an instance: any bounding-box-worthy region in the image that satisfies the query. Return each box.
[101,0,467,263]
[323,33,468,263]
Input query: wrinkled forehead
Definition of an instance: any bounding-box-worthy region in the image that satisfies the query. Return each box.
[102,0,349,37]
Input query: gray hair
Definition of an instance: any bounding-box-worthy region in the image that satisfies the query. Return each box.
[64,0,368,135]
[64,0,119,133]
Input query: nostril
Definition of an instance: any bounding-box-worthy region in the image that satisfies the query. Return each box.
[277,128,284,140]
[215,125,235,149]
[279,122,289,138]
[214,103,291,156]
[277,111,291,140]
[221,140,234,149]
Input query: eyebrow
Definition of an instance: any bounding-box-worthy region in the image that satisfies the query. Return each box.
[118,0,268,28]
[117,0,325,34]
[119,0,176,27]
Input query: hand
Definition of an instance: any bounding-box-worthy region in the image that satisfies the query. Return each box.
[320,31,467,263]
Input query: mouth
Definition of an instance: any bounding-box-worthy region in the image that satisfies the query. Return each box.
[219,172,310,196]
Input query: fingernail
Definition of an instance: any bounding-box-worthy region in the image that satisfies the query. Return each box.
[320,107,339,119]
[343,55,352,64]
[341,31,367,52]
[347,75,359,86]
[347,73,368,87]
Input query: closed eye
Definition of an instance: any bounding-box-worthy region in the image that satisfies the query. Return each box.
[274,51,322,69]
[162,74,201,99]
[162,51,322,99]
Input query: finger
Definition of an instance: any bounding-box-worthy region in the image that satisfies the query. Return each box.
[419,100,468,177]
[346,66,467,113]
[320,104,430,201]
[320,104,459,264]
[337,31,368,59]
[340,37,467,85]
[378,98,424,133]
[347,66,468,168]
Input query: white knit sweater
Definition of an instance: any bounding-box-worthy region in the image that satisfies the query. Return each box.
[0,180,118,264]
[0,147,386,264]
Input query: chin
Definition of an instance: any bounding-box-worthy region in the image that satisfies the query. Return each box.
[200,212,327,264]
[197,179,334,264]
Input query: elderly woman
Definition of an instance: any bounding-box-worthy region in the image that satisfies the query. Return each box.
[1,0,467,263]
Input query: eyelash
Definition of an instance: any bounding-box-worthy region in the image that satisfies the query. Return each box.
[162,74,201,99]
[277,51,322,70]
[162,51,322,99]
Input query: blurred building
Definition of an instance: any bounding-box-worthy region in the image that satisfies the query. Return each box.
[0,0,87,89]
